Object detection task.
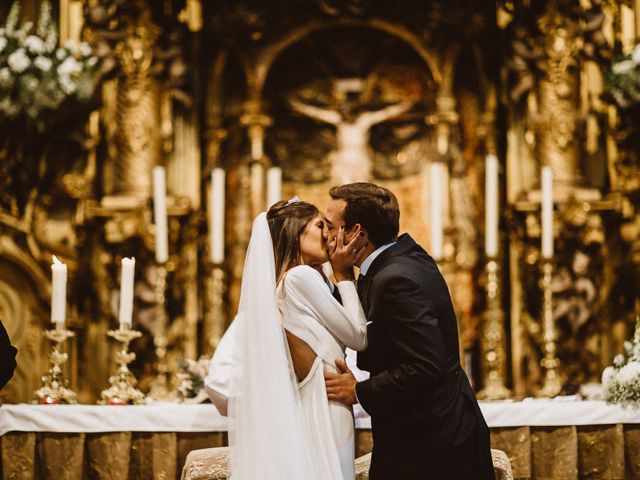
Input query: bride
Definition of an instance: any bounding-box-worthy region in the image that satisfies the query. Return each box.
[216,198,368,479]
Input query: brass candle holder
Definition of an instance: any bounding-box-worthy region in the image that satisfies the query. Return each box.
[99,327,145,405]
[478,258,512,400]
[147,264,177,401]
[203,262,227,354]
[34,324,78,404]
[537,258,562,397]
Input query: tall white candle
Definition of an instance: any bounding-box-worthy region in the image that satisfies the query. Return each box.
[118,257,136,330]
[266,167,282,209]
[485,154,499,257]
[430,162,444,261]
[153,166,169,264]
[541,166,554,259]
[51,256,67,324]
[210,168,226,264]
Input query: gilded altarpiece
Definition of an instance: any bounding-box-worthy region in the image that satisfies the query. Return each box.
[0,0,639,404]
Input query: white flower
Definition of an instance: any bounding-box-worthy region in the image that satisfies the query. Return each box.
[602,366,616,385]
[8,49,30,73]
[79,42,92,57]
[616,361,640,385]
[58,56,81,77]
[0,37,7,53]
[59,74,76,94]
[56,48,66,61]
[87,56,98,67]
[633,44,640,64]
[63,39,79,55]
[34,56,52,72]
[614,354,626,368]
[24,35,45,54]
[613,60,636,75]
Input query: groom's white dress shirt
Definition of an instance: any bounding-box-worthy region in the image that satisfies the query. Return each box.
[359,241,396,276]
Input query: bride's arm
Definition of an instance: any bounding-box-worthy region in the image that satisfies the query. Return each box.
[203,318,239,415]
[285,266,367,351]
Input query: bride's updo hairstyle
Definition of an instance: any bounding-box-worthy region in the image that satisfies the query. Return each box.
[267,199,320,283]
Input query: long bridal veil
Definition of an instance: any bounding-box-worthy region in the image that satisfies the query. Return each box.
[228,213,313,479]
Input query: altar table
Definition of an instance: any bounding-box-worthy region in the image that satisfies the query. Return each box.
[1,399,640,479]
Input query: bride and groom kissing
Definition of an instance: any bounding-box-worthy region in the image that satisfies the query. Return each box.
[205,182,494,479]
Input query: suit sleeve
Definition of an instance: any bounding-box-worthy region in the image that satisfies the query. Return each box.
[0,321,17,390]
[355,274,447,416]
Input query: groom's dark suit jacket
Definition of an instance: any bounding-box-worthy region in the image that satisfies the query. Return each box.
[356,234,494,480]
[0,320,17,390]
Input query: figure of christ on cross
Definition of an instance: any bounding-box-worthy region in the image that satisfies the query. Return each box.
[289,95,412,184]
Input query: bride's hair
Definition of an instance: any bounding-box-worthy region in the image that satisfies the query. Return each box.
[267,200,320,283]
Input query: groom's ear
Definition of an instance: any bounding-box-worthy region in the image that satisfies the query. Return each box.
[344,223,361,244]
[349,223,367,244]
[358,227,370,244]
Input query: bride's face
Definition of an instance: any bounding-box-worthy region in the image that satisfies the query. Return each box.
[299,215,329,266]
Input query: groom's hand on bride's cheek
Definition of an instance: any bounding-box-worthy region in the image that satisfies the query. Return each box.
[324,359,357,406]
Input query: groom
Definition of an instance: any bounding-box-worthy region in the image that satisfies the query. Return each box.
[324,183,494,480]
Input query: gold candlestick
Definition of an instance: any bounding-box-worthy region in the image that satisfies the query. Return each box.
[148,264,177,401]
[537,259,562,397]
[203,262,227,354]
[100,327,145,405]
[34,324,78,404]
[478,258,512,400]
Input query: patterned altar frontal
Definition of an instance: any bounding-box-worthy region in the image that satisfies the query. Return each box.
[1,0,640,478]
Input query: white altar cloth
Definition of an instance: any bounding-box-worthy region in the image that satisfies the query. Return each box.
[2,399,640,436]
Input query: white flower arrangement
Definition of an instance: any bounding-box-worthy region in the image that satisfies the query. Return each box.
[176,356,211,402]
[602,317,640,405]
[606,43,640,109]
[0,1,98,130]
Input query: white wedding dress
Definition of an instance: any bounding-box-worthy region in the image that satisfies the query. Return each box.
[277,265,367,479]
[216,213,367,480]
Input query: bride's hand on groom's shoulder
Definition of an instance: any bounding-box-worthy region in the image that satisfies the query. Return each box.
[324,359,358,406]
[329,226,366,282]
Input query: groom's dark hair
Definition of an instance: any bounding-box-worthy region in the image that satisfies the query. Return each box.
[329,182,399,247]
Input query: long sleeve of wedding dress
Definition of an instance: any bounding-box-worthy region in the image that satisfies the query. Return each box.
[282,265,367,351]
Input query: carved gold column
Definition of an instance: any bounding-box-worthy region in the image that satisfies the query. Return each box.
[59,0,84,45]
[536,4,582,192]
[112,26,161,201]
[429,95,459,158]
[240,100,272,219]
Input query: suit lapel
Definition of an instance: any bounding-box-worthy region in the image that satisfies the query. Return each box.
[365,234,416,277]
[357,274,371,312]
[358,234,416,315]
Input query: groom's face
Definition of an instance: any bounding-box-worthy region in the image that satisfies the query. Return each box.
[325,199,356,244]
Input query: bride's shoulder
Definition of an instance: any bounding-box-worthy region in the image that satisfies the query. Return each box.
[284,265,323,286]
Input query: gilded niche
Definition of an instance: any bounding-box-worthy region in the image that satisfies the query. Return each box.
[264,27,437,185]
